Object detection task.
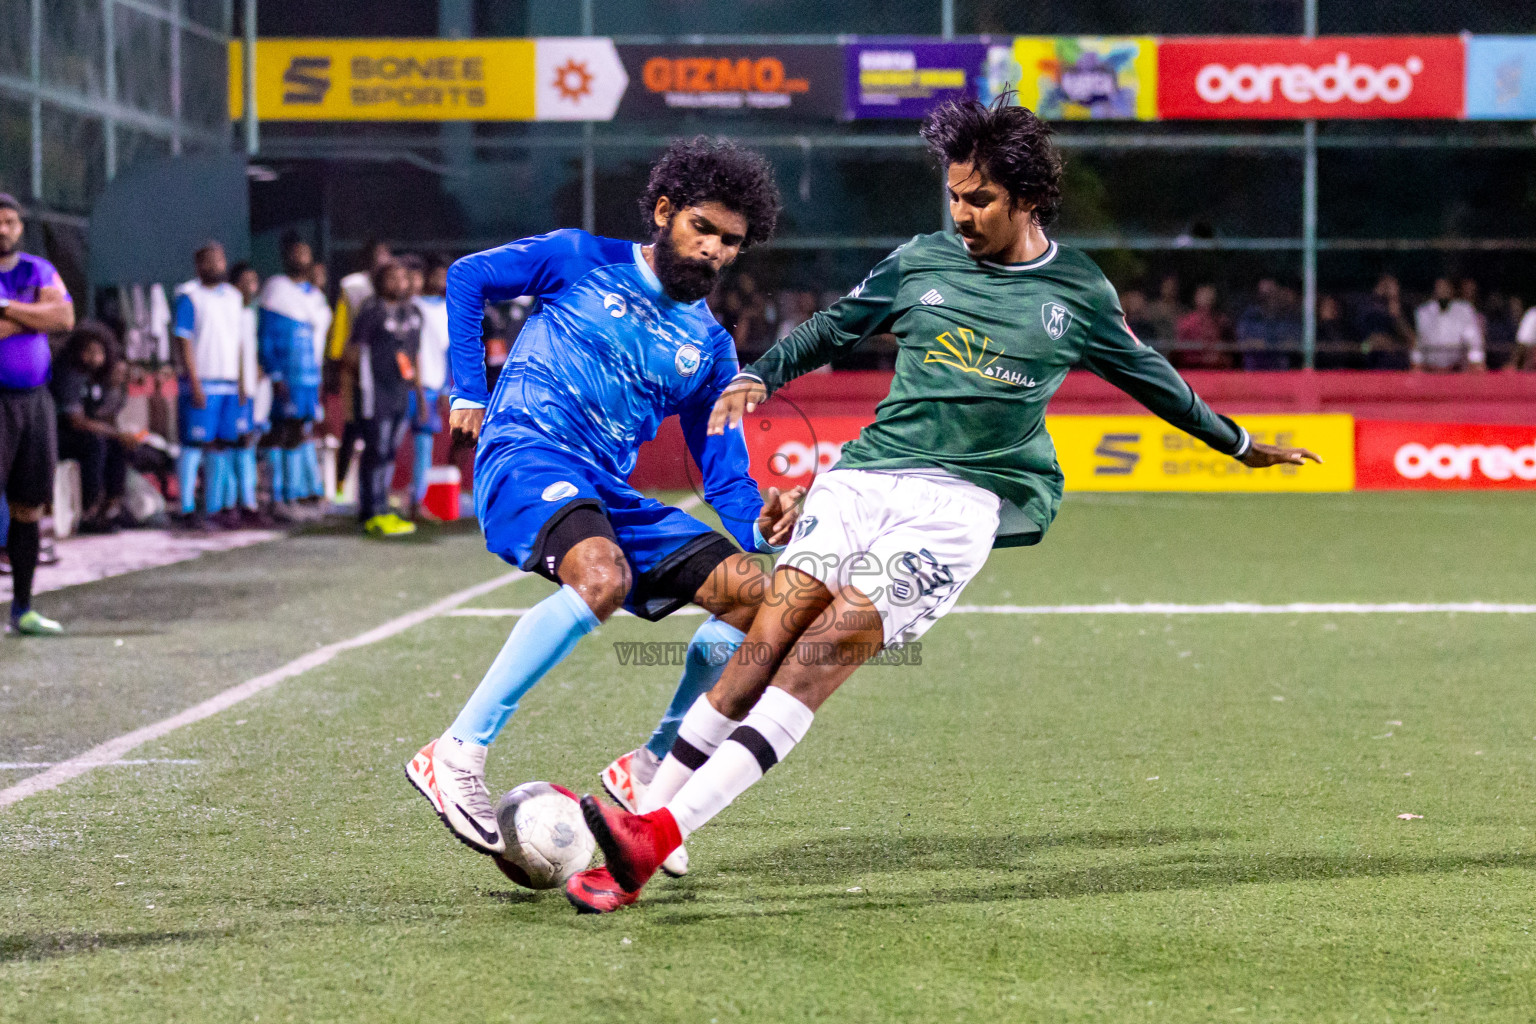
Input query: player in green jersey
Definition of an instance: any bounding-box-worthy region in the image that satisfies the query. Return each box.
[566,97,1321,913]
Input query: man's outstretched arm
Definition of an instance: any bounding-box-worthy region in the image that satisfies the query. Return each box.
[1079,284,1321,469]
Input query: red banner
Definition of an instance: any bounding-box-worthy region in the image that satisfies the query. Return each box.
[1356,421,1536,490]
[1158,36,1464,119]
[742,412,868,490]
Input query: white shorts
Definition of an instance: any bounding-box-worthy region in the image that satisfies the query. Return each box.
[776,468,1001,646]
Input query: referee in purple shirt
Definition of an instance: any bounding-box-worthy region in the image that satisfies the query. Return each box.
[0,193,75,635]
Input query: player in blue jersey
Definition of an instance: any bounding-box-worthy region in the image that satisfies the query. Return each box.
[407,138,800,872]
[258,232,328,522]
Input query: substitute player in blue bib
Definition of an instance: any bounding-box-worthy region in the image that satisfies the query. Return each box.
[406,139,801,871]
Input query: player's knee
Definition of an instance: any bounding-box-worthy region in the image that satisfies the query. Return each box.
[561,549,631,621]
[695,553,769,622]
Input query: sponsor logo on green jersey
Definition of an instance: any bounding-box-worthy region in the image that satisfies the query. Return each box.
[923,327,1039,388]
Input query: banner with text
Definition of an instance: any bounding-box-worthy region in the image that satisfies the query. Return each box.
[843,40,988,120]
[1157,36,1464,119]
[1464,36,1536,119]
[1051,414,1356,492]
[1010,37,1159,120]
[1356,420,1536,490]
[616,44,843,118]
[227,38,627,121]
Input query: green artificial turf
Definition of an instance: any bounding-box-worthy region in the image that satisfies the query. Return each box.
[3,493,1534,1022]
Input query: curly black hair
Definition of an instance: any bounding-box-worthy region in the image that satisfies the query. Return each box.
[638,136,781,249]
[920,96,1064,227]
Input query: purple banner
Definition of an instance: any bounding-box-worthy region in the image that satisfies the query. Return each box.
[844,40,989,120]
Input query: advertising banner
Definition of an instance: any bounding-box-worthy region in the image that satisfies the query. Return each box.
[1464,36,1536,120]
[1356,421,1536,490]
[1049,414,1356,492]
[615,44,843,118]
[743,412,867,490]
[1157,36,1464,119]
[843,40,987,120]
[228,38,627,121]
[1009,37,1159,120]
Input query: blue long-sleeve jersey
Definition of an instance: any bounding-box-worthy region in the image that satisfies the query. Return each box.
[257,275,323,388]
[447,229,764,551]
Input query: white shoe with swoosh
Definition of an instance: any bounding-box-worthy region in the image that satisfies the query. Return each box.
[406,737,503,855]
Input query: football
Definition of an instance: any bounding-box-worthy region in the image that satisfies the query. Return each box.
[491,782,595,889]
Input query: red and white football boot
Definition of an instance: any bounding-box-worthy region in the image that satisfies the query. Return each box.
[405,737,503,855]
[565,866,643,914]
[578,795,682,894]
[601,749,690,878]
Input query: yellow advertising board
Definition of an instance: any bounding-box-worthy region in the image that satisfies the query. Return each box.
[1047,414,1356,492]
[229,38,536,121]
[1010,37,1158,120]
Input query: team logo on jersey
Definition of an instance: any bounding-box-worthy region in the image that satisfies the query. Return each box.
[674,344,701,376]
[542,481,579,502]
[603,293,627,318]
[920,289,945,306]
[1041,301,1073,340]
[791,515,818,541]
[923,327,1038,388]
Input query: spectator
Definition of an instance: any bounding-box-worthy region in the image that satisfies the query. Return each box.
[1172,283,1232,370]
[1314,294,1363,370]
[1236,278,1300,371]
[1482,293,1521,371]
[1356,273,1414,370]
[51,322,138,532]
[1119,288,1158,347]
[258,231,330,520]
[349,259,421,537]
[330,240,390,501]
[1144,274,1183,344]
[774,290,818,342]
[310,261,329,296]
[227,262,269,525]
[1413,277,1484,372]
[1512,296,1536,371]
[724,273,774,362]
[409,258,449,519]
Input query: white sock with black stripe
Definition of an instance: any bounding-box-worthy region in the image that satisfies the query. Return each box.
[637,695,738,814]
[665,687,815,838]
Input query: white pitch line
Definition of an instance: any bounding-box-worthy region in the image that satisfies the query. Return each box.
[0,569,529,811]
[449,601,1536,619]
[0,759,200,770]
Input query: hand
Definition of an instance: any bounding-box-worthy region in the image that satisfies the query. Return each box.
[118,430,146,449]
[707,378,768,436]
[190,383,208,409]
[1239,442,1323,469]
[449,406,484,444]
[756,485,807,547]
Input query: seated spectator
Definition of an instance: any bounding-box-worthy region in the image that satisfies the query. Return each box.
[1413,277,1484,372]
[1172,284,1232,370]
[1144,274,1183,344]
[1512,297,1536,371]
[1119,288,1159,348]
[774,290,819,342]
[1235,278,1301,371]
[1356,273,1414,369]
[50,322,139,533]
[1314,294,1363,369]
[1482,293,1521,371]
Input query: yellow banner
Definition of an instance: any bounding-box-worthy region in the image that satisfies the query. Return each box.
[1047,414,1356,492]
[1011,36,1158,121]
[229,38,535,121]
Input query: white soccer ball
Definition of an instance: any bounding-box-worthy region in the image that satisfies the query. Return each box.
[491,781,595,889]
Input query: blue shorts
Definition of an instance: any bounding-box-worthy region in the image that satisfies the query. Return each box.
[409,388,442,435]
[475,438,731,620]
[274,382,319,423]
[178,380,248,444]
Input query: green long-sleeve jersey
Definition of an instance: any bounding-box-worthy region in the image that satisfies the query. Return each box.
[742,232,1251,547]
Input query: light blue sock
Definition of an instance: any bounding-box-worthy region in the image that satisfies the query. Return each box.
[266,449,284,503]
[449,585,600,746]
[412,432,433,505]
[177,447,204,515]
[283,448,305,503]
[205,449,231,513]
[643,616,746,760]
[237,446,259,510]
[301,440,322,499]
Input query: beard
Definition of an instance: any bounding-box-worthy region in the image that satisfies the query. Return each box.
[652,224,719,303]
[0,235,18,257]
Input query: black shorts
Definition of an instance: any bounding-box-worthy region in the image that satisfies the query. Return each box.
[530,500,739,622]
[0,386,57,508]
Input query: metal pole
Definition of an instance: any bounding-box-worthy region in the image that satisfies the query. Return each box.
[29,0,42,200]
[169,0,183,155]
[941,0,955,40]
[1301,0,1318,369]
[103,0,117,180]
[580,0,595,234]
[939,0,954,233]
[243,0,258,157]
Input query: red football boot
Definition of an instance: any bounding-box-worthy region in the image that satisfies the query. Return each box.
[579,795,682,893]
[565,866,643,914]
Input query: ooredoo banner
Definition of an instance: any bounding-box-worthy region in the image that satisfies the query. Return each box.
[1356,421,1536,490]
[1157,36,1464,119]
